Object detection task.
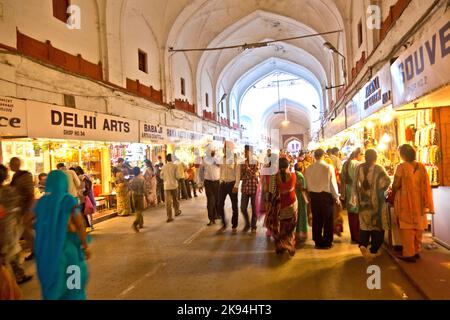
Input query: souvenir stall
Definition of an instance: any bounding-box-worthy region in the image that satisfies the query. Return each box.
[22,99,140,219]
[396,109,440,186]
[0,97,48,179]
[138,121,167,163]
[390,10,450,249]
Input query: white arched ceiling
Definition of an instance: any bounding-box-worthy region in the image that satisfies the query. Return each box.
[194,10,338,112]
[166,0,347,105]
[262,99,314,132]
[228,58,326,114]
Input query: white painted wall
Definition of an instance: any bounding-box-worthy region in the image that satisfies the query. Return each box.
[0,0,16,48]
[171,52,194,104]
[4,0,101,64]
[123,1,161,89]
[200,71,213,113]
[350,0,367,68]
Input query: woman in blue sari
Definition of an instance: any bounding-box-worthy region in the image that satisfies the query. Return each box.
[34,170,91,300]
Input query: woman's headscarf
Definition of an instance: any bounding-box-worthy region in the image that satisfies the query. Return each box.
[34,170,78,299]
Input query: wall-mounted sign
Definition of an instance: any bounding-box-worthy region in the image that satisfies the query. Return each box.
[0,97,27,137]
[140,122,167,144]
[26,101,139,142]
[324,109,346,138]
[166,127,204,143]
[391,10,450,107]
[345,98,360,128]
[359,63,392,119]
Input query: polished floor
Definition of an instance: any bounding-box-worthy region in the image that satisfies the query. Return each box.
[21,193,424,300]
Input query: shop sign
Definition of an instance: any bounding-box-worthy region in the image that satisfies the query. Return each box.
[0,97,27,137]
[324,109,346,138]
[359,63,392,119]
[213,135,225,142]
[391,11,450,107]
[345,98,361,128]
[166,127,204,142]
[26,101,139,142]
[140,122,167,144]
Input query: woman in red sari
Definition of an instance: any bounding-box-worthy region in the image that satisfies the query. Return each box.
[265,158,298,256]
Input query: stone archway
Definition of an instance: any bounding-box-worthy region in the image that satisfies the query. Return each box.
[283,134,304,152]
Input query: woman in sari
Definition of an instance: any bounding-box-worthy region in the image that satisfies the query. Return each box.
[294,162,308,241]
[265,158,298,256]
[341,148,363,243]
[115,172,131,216]
[34,170,90,300]
[352,149,391,262]
[144,160,157,208]
[393,144,434,263]
[130,167,146,232]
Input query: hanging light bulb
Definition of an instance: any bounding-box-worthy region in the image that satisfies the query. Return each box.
[282,99,290,126]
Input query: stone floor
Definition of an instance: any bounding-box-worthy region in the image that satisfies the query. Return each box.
[21,193,425,300]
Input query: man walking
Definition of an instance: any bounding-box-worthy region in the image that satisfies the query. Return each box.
[198,149,221,226]
[304,149,341,249]
[239,145,260,233]
[9,157,34,283]
[330,147,343,173]
[154,156,165,204]
[217,143,240,233]
[160,154,182,223]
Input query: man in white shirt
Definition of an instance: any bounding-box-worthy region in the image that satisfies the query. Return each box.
[198,149,221,226]
[160,154,182,223]
[330,147,343,172]
[217,143,240,233]
[57,163,80,199]
[304,149,341,249]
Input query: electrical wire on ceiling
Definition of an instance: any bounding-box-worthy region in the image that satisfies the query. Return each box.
[168,29,343,53]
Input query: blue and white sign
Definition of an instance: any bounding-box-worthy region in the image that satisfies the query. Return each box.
[391,10,450,107]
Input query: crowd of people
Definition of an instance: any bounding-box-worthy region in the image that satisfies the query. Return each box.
[0,141,434,300]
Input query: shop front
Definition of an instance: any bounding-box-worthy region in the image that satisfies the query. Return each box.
[390,10,450,249]
[166,127,206,165]
[321,62,396,171]
[0,98,141,219]
[139,121,168,163]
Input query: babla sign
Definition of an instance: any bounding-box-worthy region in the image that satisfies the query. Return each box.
[0,97,27,137]
[391,11,450,107]
[140,122,167,144]
[27,101,139,142]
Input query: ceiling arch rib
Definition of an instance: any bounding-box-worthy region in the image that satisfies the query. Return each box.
[225,57,326,114]
[194,10,336,109]
[262,99,314,131]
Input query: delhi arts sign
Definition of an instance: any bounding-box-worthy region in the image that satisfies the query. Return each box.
[391,11,450,107]
[26,101,139,142]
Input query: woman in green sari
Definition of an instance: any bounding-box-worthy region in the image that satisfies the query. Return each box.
[294,162,308,241]
[341,148,363,243]
[34,170,90,300]
[352,149,391,261]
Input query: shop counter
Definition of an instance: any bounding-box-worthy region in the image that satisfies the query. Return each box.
[99,193,117,210]
[432,187,450,249]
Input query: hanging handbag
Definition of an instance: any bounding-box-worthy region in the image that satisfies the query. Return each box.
[84,195,95,215]
[385,187,395,206]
